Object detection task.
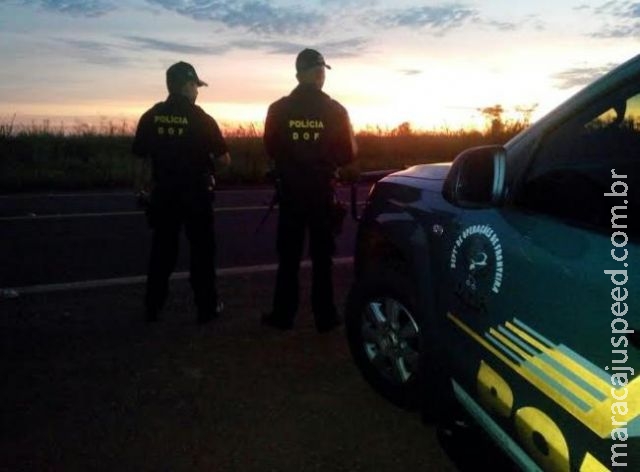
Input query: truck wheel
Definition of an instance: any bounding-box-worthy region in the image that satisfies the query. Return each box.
[345,269,422,410]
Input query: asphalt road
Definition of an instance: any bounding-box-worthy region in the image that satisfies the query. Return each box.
[2,265,468,472]
[1,186,517,471]
[0,186,365,289]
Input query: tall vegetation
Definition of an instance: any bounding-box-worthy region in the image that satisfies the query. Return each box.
[0,115,528,193]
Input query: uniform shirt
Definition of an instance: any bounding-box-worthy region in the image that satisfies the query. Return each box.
[132,94,228,190]
[264,84,355,201]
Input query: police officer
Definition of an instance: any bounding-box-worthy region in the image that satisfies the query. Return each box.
[262,49,357,332]
[132,61,230,324]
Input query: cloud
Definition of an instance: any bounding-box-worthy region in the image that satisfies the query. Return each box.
[594,0,640,16]
[229,38,369,58]
[117,35,368,62]
[573,3,592,12]
[374,4,547,35]
[124,36,227,55]
[307,38,369,58]
[146,0,327,36]
[58,38,129,65]
[484,20,518,32]
[319,0,374,5]
[19,0,115,17]
[586,1,640,38]
[399,69,422,76]
[230,40,304,55]
[552,64,618,89]
[476,13,545,33]
[376,4,478,35]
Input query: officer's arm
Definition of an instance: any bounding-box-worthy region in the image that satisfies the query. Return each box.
[333,106,357,166]
[207,115,231,169]
[212,152,231,168]
[348,121,358,157]
[132,110,153,158]
[131,111,153,200]
[263,103,280,163]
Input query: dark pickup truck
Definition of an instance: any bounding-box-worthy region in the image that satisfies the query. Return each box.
[346,54,639,471]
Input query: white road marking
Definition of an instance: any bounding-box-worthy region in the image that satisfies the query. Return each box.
[0,192,136,199]
[1,211,144,221]
[4,257,354,295]
[0,203,365,222]
[0,206,272,221]
[0,188,274,198]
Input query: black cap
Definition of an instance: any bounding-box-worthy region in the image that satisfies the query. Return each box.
[295,49,331,73]
[166,61,208,89]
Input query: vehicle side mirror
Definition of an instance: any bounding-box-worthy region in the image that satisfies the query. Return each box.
[442,145,506,208]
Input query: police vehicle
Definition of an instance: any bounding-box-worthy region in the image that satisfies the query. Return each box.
[345,54,639,471]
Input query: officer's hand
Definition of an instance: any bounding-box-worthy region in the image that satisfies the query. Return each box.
[136,189,151,209]
[337,166,359,183]
[216,152,231,168]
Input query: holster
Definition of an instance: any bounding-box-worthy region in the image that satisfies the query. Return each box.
[136,189,154,227]
[205,173,216,202]
[329,196,347,235]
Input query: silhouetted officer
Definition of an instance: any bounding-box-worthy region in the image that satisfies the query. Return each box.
[262,49,357,332]
[132,61,230,324]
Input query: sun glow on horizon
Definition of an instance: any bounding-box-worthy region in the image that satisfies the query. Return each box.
[0,98,557,136]
[0,61,602,136]
[2,0,638,138]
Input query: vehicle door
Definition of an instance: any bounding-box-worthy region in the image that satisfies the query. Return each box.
[442,82,640,471]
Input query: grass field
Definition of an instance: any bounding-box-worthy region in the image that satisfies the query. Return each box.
[0,119,526,192]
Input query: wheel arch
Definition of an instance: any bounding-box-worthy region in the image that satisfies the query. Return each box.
[354,214,432,299]
[351,210,453,417]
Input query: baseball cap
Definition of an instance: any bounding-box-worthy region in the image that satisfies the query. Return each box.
[166,61,208,88]
[295,49,331,73]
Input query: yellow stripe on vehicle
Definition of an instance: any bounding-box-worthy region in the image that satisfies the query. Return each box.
[504,321,611,393]
[448,312,640,439]
[489,328,604,408]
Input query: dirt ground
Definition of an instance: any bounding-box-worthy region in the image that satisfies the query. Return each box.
[1,266,459,472]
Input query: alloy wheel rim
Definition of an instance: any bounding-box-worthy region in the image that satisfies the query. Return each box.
[361,297,420,384]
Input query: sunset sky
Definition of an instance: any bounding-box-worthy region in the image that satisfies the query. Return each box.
[0,0,638,132]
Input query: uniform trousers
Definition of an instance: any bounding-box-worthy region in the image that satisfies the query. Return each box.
[145,188,218,316]
[272,198,338,329]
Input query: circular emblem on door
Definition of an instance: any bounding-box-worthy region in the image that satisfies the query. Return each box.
[450,225,504,306]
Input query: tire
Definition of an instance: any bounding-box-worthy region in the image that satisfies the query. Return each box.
[345,268,423,410]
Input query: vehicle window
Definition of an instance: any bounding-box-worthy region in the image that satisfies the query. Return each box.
[515,84,639,237]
